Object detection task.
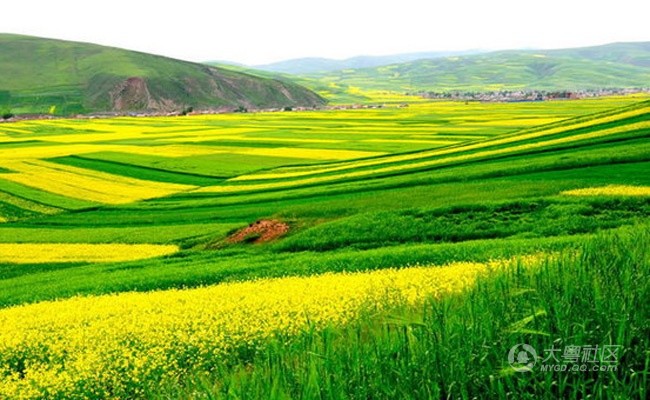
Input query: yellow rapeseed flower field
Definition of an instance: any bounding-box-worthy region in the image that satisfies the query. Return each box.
[160,134,344,144]
[0,160,195,204]
[208,146,385,160]
[0,144,222,161]
[0,243,179,263]
[0,259,521,399]
[561,185,650,197]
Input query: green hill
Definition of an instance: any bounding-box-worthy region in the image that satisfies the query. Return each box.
[0,34,325,115]
[306,42,650,94]
[251,50,484,74]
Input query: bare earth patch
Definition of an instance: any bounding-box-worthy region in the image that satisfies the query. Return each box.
[226,219,290,244]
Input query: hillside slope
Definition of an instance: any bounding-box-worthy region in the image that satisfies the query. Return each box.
[0,34,325,115]
[252,50,483,74]
[306,42,650,93]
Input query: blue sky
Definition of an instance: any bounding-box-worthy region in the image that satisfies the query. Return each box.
[2,0,648,64]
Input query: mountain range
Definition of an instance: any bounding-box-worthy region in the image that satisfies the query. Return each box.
[301,42,650,93]
[252,50,484,74]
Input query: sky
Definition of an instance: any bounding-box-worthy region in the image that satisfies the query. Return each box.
[2,0,649,65]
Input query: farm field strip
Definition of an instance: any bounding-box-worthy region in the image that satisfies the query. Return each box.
[0,136,32,143]
[0,143,228,161]
[0,243,179,263]
[0,160,196,204]
[0,191,61,215]
[0,126,33,135]
[0,180,99,210]
[0,222,243,244]
[0,258,516,398]
[159,134,345,144]
[452,117,564,127]
[561,185,650,197]
[46,155,225,186]
[25,128,269,144]
[51,152,321,182]
[362,138,459,145]
[199,146,385,160]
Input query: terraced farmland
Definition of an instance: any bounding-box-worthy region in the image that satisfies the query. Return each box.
[0,96,648,399]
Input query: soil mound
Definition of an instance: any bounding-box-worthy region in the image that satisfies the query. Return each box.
[226,220,290,244]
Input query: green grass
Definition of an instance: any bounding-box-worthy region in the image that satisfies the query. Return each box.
[154,226,650,399]
[275,197,650,252]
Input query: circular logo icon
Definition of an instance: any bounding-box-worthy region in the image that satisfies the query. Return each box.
[508,344,537,372]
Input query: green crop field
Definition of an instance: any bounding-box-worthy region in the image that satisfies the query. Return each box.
[0,95,648,399]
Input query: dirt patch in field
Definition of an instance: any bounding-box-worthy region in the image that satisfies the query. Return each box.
[226,219,290,244]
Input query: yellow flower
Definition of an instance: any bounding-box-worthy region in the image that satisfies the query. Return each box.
[0,160,194,204]
[0,243,179,263]
[0,259,526,398]
[561,185,650,197]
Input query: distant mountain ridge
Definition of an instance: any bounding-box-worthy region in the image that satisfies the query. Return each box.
[302,42,650,93]
[253,50,484,74]
[0,34,324,115]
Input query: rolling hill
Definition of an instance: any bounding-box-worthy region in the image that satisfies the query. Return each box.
[0,34,325,115]
[252,50,483,74]
[305,42,650,94]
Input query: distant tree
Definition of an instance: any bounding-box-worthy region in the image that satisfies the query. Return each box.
[180,106,194,116]
[1,112,14,120]
[283,106,293,112]
[234,106,248,113]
